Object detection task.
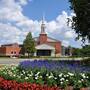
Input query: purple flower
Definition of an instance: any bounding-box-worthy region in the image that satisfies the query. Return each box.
[19,60,90,72]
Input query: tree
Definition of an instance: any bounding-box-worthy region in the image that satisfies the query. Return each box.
[72,48,82,57]
[72,45,90,57]
[23,32,36,57]
[69,0,90,42]
[82,45,90,56]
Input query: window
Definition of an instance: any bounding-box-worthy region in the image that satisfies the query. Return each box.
[14,51,16,54]
[11,51,13,54]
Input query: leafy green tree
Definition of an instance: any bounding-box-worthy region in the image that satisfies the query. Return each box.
[72,45,90,57]
[23,32,36,57]
[82,45,90,56]
[72,48,82,57]
[69,0,90,42]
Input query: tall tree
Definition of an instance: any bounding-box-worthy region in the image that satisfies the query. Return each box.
[69,0,90,42]
[23,32,36,57]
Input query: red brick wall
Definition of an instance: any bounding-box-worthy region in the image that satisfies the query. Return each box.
[38,34,62,56]
[0,47,6,55]
[39,34,47,44]
[47,41,62,55]
[6,46,21,56]
[0,46,21,56]
[55,42,61,54]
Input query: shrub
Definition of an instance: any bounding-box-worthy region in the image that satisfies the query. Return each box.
[0,55,10,58]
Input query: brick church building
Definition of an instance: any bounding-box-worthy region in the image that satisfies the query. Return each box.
[0,18,62,57]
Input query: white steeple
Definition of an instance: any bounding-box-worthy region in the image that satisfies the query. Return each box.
[41,15,46,34]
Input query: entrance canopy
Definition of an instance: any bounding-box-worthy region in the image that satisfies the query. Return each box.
[35,44,55,56]
[35,44,55,50]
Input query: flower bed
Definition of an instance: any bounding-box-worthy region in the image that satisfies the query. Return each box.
[0,60,90,89]
[0,77,60,90]
[19,60,90,72]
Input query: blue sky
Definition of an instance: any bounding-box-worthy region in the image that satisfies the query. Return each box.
[0,0,83,48]
[23,0,70,21]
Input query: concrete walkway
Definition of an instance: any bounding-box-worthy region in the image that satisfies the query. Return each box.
[0,57,86,65]
[0,58,30,65]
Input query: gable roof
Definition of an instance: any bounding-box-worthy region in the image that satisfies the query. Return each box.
[34,36,60,42]
[47,37,60,42]
[1,43,19,47]
[35,44,55,50]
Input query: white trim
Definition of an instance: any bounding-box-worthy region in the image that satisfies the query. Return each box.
[35,44,55,50]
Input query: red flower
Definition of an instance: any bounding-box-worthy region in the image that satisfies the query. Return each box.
[0,77,61,90]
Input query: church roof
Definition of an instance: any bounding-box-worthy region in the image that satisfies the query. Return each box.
[34,37,60,42]
[35,44,55,50]
[1,43,19,47]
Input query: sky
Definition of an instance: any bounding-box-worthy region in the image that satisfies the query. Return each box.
[0,0,84,48]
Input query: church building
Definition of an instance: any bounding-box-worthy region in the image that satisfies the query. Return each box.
[0,17,62,57]
[33,17,62,57]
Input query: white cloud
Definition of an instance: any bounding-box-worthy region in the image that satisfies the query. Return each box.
[45,11,78,47]
[18,0,28,5]
[0,0,33,44]
[0,23,21,43]
[64,31,76,39]
[47,21,57,32]
[62,40,69,47]
[0,0,82,47]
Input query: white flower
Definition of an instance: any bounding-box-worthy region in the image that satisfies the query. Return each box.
[11,67,16,70]
[66,79,68,82]
[82,75,86,78]
[78,80,81,83]
[46,73,48,76]
[81,79,84,81]
[48,76,54,79]
[22,70,25,74]
[37,72,40,75]
[17,76,21,78]
[25,77,28,80]
[21,73,23,76]
[35,77,38,80]
[54,77,57,80]
[66,75,69,77]
[64,75,67,77]
[35,74,37,76]
[31,71,33,75]
[86,76,89,78]
[50,73,53,76]
[28,74,32,77]
[35,72,40,77]
[8,71,13,76]
[40,76,42,78]
[13,74,16,77]
[68,72,74,76]
[60,78,65,81]
[60,82,63,84]
[59,73,63,77]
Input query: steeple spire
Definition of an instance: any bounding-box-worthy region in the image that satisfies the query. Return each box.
[41,14,46,34]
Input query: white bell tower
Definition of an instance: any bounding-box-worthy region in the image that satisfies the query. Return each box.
[41,15,46,34]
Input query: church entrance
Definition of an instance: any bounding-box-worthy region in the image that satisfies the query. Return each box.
[37,50,51,56]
